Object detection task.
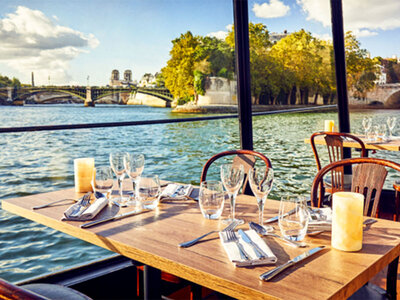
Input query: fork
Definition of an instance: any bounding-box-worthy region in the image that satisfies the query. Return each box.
[225,230,251,261]
[179,220,239,248]
[33,192,91,210]
[69,193,92,217]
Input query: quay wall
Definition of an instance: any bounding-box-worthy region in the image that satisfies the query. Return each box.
[127,92,168,107]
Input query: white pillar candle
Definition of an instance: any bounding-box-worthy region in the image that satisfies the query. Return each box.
[324,120,335,132]
[74,158,95,193]
[332,192,364,252]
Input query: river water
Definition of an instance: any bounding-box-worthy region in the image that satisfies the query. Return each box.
[1,104,399,282]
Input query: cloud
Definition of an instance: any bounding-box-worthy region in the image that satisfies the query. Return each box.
[297,0,400,37]
[207,30,228,40]
[207,24,233,40]
[0,6,99,85]
[252,0,290,18]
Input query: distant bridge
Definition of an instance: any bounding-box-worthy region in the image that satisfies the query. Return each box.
[363,83,400,107]
[0,86,173,107]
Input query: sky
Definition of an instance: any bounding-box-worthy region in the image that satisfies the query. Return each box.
[1,0,400,86]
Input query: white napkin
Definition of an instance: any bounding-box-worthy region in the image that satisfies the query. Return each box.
[219,229,277,267]
[63,197,108,221]
[160,184,193,200]
[308,207,332,231]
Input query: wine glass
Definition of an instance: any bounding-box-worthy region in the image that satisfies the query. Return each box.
[220,163,245,225]
[387,116,396,138]
[362,117,372,138]
[91,166,114,199]
[124,153,145,205]
[109,152,128,206]
[248,166,274,228]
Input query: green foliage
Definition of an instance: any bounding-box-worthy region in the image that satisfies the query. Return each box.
[0,74,21,88]
[177,95,193,105]
[193,70,206,96]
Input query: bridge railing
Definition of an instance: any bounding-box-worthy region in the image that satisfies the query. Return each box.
[0,105,336,133]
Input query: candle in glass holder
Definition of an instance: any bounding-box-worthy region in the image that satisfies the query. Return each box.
[74,158,95,193]
[332,192,364,251]
[324,120,335,132]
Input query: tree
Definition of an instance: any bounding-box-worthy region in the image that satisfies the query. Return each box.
[270,29,326,104]
[345,31,378,99]
[0,74,21,88]
[162,31,201,102]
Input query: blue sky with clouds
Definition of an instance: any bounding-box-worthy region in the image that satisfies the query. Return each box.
[1,0,400,86]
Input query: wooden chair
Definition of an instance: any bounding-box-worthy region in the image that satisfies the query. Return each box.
[200,149,272,195]
[310,132,367,202]
[310,157,400,299]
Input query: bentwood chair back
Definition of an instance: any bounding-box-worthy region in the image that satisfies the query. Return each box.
[310,132,367,200]
[310,157,400,299]
[200,150,272,195]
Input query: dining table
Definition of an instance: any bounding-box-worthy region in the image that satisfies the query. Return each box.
[3,187,400,299]
[304,134,400,152]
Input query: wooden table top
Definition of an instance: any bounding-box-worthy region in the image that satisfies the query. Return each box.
[304,135,400,151]
[3,189,400,299]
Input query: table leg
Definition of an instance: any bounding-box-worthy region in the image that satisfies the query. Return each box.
[143,265,161,300]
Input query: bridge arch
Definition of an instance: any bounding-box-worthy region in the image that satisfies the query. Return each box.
[385,90,400,108]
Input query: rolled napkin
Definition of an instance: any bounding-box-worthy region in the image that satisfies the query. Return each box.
[308,207,332,231]
[219,229,277,267]
[63,197,108,221]
[160,184,194,200]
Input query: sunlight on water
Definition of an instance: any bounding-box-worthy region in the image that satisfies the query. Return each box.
[0,104,399,282]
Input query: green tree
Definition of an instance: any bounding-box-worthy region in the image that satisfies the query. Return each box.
[0,74,21,87]
[345,31,377,99]
[162,31,201,103]
[270,29,326,104]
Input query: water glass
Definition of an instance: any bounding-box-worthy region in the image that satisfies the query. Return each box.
[374,124,387,142]
[136,175,161,210]
[91,166,114,199]
[220,163,245,225]
[278,196,310,242]
[248,166,274,226]
[199,181,225,220]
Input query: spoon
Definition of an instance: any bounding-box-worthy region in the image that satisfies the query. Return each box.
[249,222,307,248]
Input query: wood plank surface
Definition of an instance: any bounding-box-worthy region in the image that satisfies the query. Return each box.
[305,136,400,151]
[3,189,400,299]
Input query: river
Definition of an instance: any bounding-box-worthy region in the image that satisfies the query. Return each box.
[0,104,399,282]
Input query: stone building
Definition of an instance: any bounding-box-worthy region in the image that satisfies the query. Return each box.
[109,69,135,87]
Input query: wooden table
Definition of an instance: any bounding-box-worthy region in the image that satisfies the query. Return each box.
[304,135,400,152]
[3,189,400,299]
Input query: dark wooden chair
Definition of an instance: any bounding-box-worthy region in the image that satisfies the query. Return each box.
[310,157,400,299]
[200,149,272,195]
[310,132,367,203]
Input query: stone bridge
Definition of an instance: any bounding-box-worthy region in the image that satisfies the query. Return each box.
[0,86,173,107]
[363,83,400,108]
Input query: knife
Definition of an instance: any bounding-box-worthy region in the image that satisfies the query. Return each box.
[80,208,147,228]
[264,208,296,224]
[238,229,268,259]
[259,246,325,281]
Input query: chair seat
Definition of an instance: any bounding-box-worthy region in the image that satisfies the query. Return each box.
[323,174,353,190]
[22,283,92,300]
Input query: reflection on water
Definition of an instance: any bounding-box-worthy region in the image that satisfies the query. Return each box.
[0,105,399,282]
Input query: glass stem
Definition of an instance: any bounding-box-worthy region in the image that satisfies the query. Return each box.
[118,176,123,198]
[131,179,137,200]
[230,193,235,221]
[258,198,265,225]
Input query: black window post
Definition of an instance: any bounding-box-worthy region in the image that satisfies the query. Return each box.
[233,0,253,150]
